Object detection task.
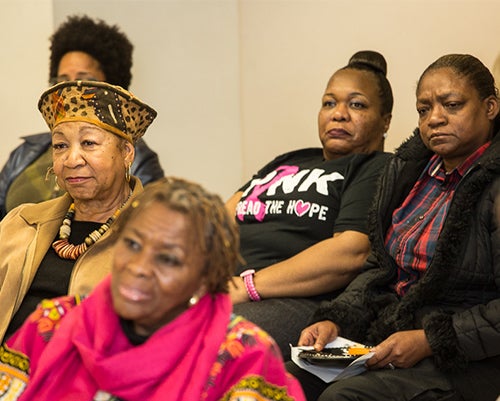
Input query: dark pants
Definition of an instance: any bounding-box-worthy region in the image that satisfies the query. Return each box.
[286,358,463,401]
[233,297,319,360]
[446,356,500,401]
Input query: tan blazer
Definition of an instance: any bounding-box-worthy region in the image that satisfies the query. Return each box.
[0,177,143,341]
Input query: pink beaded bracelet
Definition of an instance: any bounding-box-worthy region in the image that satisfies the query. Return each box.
[240,269,261,302]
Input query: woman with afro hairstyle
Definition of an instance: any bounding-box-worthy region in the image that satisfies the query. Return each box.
[48,15,133,89]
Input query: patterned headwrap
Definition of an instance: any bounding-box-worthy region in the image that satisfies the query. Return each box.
[38,80,157,144]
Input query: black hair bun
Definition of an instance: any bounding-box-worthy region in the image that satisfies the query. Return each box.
[348,50,387,76]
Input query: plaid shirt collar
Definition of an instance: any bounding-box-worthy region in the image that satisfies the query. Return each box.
[426,141,491,180]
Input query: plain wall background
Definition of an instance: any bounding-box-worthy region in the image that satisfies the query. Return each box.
[2,0,500,200]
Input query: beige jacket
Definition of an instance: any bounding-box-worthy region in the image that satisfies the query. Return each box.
[0,177,143,341]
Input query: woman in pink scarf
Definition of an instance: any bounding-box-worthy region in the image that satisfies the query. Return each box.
[0,177,305,401]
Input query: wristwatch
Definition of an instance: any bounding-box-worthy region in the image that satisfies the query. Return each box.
[239,269,261,301]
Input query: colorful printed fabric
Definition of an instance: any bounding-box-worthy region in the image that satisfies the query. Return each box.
[0,344,29,399]
[38,80,157,144]
[0,275,305,401]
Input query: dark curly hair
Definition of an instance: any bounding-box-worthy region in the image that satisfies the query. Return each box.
[49,15,133,89]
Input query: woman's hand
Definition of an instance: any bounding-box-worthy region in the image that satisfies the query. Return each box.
[297,320,340,351]
[366,329,433,370]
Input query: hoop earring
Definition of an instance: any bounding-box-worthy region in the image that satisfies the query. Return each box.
[45,166,54,182]
[125,163,131,182]
[46,166,60,193]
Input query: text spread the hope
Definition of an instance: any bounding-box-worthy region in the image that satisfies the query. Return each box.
[237,165,343,222]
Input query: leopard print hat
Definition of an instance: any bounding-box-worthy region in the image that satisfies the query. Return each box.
[38,80,157,144]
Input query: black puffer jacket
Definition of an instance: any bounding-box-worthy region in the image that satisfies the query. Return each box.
[0,133,164,218]
[312,130,500,380]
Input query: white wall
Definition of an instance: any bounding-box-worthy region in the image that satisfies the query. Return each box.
[1,0,53,164]
[2,0,500,200]
[239,0,500,178]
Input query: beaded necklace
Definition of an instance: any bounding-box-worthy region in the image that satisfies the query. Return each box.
[52,194,130,260]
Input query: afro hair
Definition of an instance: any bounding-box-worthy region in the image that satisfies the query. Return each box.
[49,15,133,89]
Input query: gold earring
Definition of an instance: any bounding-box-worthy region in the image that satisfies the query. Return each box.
[46,166,60,193]
[125,163,131,182]
[53,175,60,192]
[45,166,54,182]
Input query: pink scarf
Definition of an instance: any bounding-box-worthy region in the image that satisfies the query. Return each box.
[19,275,231,401]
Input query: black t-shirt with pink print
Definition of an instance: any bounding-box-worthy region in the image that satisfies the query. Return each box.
[234,148,390,275]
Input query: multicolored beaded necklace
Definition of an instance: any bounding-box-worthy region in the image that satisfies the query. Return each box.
[52,194,130,260]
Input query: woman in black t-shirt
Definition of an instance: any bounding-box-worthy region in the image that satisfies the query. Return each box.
[226,50,393,359]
